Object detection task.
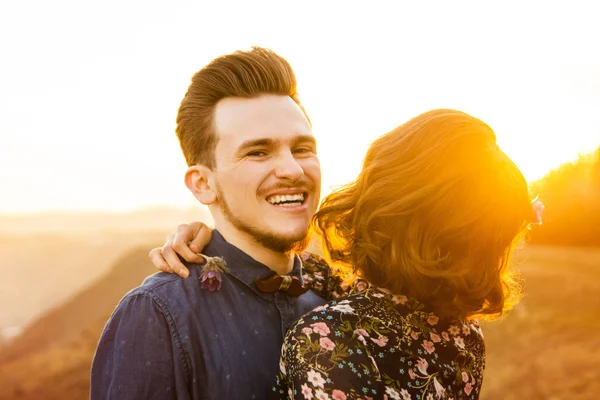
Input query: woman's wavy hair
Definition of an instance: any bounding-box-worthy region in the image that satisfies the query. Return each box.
[314,109,534,320]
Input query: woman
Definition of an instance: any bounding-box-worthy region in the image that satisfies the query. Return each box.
[152,109,542,399]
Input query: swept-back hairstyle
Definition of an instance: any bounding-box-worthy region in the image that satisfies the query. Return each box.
[315,109,533,320]
[176,46,308,168]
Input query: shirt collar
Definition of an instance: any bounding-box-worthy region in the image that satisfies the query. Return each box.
[203,230,305,299]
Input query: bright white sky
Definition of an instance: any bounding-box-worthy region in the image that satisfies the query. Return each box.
[1,0,599,213]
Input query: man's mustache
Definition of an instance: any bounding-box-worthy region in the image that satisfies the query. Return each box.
[259,180,317,195]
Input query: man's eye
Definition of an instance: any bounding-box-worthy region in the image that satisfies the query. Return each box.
[247,151,267,157]
[294,147,314,154]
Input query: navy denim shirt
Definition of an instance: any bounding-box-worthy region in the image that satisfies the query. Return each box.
[91,231,326,399]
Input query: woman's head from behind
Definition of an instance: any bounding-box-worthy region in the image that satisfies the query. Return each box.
[316,109,533,320]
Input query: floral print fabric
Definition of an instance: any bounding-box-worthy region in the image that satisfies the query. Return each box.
[271,285,485,400]
[300,252,347,301]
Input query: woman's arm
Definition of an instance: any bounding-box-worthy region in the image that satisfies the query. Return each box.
[148,222,354,300]
[148,222,212,278]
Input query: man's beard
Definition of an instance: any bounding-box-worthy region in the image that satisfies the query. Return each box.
[216,188,311,254]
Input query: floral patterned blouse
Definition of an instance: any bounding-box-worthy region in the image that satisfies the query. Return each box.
[270,274,486,400]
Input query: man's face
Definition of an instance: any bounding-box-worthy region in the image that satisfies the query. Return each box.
[211,94,321,253]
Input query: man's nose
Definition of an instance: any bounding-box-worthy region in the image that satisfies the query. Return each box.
[274,151,304,181]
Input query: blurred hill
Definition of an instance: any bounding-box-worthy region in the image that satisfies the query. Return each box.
[0,206,212,235]
[0,246,157,399]
[0,206,212,336]
[0,245,599,399]
[0,232,161,339]
[529,146,600,246]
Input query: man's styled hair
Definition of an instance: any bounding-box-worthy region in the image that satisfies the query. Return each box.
[314,109,534,321]
[176,47,308,168]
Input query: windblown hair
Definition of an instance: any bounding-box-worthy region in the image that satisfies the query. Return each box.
[176,47,308,168]
[315,109,533,320]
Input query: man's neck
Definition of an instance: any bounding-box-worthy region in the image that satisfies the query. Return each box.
[215,224,295,276]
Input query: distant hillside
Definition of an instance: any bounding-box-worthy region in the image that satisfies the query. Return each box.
[0,246,158,399]
[0,231,165,335]
[0,205,213,235]
[0,206,213,337]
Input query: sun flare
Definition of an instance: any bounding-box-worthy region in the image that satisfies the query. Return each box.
[0,1,598,213]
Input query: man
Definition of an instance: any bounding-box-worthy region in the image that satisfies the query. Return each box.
[91,47,330,399]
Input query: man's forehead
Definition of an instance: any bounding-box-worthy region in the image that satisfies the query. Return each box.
[213,95,312,144]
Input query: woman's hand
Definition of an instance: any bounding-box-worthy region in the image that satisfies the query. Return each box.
[148,222,213,278]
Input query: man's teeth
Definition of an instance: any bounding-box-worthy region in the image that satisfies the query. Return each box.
[267,193,305,206]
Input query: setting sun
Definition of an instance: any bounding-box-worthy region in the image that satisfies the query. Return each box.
[0,1,598,213]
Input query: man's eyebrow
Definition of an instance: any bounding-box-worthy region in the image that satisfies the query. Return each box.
[237,135,317,151]
[293,135,317,146]
[237,138,274,150]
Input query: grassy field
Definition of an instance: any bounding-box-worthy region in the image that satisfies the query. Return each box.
[480,245,600,399]
[0,244,598,399]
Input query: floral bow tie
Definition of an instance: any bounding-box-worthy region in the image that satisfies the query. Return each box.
[254,275,309,297]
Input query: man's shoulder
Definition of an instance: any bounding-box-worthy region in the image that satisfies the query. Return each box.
[120,262,206,307]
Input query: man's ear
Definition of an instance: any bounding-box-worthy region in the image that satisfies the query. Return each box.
[185,165,217,205]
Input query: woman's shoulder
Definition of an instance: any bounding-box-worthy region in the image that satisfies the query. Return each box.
[291,296,363,328]
[287,289,401,350]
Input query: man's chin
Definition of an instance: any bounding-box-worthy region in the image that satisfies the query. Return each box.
[257,227,310,254]
[288,234,311,255]
[275,227,310,242]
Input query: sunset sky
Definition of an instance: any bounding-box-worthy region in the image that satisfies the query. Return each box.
[1,0,599,213]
